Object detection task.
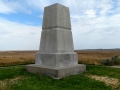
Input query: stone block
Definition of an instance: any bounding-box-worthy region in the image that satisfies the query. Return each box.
[35,52,78,67]
[26,64,86,79]
[42,3,71,30]
[40,28,74,53]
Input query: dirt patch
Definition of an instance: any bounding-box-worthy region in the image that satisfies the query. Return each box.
[110,66,120,68]
[86,74,119,89]
[0,76,24,90]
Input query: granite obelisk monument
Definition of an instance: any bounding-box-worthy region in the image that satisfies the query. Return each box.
[26,3,86,79]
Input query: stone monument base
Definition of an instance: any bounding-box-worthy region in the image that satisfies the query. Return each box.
[35,52,78,67]
[26,64,86,79]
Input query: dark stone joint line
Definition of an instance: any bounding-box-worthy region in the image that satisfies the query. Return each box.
[42,26,71,30]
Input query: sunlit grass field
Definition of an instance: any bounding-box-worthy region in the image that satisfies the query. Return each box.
[0,51,35,66]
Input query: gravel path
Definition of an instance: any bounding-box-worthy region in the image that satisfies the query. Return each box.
[110,66,120,68]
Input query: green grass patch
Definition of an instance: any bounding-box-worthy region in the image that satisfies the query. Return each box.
[86,65,120,79]
[0,65,120,90]
[0,62,35,67]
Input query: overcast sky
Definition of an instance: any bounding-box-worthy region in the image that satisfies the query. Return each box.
[0,0,120,50]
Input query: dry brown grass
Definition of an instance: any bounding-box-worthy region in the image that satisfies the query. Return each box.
[86,74,119,89]
[0,50,120,66]
[0,51,37,66]
[0,76,24,90]
[76,50,120,65]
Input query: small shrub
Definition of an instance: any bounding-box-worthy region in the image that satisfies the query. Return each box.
[100,55,120,66]
[100,59,114,66]
[111,56,120,65]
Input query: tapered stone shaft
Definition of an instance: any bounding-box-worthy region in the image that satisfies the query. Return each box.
[40,3,73,53]
[35,3,78,67]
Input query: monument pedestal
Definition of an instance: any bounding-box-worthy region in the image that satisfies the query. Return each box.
[26,51,86,79]
[26,64,86,79]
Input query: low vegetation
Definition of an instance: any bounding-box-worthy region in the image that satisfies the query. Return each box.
[0,65,120,90]
[100,55,120,66]
[0,51,35,66]
[77,50,120,65]
[1,50,120,66]
[0,50,120,89]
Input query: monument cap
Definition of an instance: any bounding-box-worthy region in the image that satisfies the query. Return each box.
[42,3,71,30]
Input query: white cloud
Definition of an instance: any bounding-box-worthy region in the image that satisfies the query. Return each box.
[0,18,41,50]
[68,1,120,49]
[85,10,96,18]
[0,0,16,14]
[0,0,55,14]
[0,0,32,14]
[71,13,120,49]
[26,0,51,11]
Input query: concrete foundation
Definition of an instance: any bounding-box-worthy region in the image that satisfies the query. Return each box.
[26,64,86,79]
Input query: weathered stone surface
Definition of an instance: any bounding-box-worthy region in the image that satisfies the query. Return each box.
[40,28,74,53]
[42,3,71,30]
[35,52,78,67]
[26,3,86,79]
[26,64,86,79]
